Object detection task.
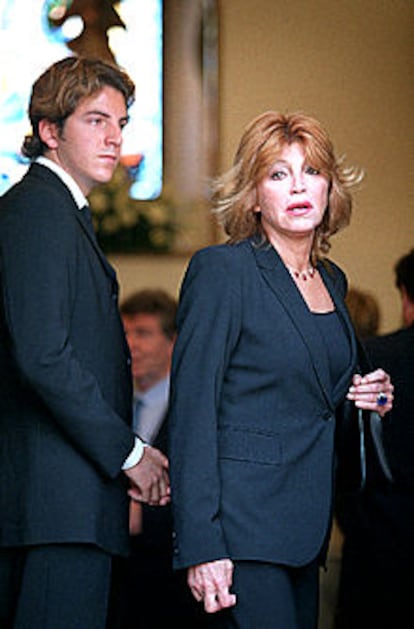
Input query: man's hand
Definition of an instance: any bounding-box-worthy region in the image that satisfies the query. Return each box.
[188,559,236,613]
[124,445,170,506]
[129,500,143,535]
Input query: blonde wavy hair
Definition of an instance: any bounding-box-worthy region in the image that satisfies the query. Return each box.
[211,111,363,260]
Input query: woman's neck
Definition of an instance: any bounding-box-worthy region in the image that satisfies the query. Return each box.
[267,232,314,272]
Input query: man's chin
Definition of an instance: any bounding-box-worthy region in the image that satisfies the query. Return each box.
[96,164,119,183]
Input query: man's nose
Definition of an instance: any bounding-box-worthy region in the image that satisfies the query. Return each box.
[106,123,122,147]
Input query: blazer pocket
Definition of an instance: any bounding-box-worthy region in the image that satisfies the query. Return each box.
[218,425,282,466]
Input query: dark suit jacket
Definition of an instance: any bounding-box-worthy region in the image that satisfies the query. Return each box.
[0,164,134,556]
[169,238,358,570]
[334,327,414,627]
[365,324,414,488]
[338,322,414,558]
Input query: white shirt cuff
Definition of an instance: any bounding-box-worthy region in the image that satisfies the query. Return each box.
[122,436,147,470]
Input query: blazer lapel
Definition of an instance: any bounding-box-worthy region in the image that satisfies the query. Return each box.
[252,241,356,410]
[319,263,358,402]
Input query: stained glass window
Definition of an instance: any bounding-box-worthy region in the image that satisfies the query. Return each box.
[0,0,163,199]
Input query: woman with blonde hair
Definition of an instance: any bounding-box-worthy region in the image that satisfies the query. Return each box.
[168,111,393,628]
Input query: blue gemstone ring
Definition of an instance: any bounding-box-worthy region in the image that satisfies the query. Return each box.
[377,392,388,407]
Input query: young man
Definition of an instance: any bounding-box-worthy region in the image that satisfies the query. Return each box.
[0,56,169,629]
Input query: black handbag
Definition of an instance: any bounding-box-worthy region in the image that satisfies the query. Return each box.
[335,403,393,493]
[335,337,393,494]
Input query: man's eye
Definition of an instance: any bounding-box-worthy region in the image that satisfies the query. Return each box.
[89,117,105,127]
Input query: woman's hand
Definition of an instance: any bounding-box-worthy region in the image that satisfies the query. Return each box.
[346,368,394,417]
[187,558,237,613]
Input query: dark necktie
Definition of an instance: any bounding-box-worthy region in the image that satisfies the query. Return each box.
[81,205,97,241]
[80,205,117,280]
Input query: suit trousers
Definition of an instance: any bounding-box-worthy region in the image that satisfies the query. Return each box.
[0,543,121,629]
[207,559,319,629]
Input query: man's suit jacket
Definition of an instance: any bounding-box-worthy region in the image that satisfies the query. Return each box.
[341,322,414,559]
[366,324,414,488]
[334,326,414,628]
[0,164,134,556]
[169,238,358,570]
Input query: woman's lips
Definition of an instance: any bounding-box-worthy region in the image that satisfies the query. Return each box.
[286,201,312,213]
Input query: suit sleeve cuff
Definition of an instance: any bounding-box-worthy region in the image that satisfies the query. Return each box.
[122,436,147,470]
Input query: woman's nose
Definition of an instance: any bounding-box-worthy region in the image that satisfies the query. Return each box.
[291,173,305,193]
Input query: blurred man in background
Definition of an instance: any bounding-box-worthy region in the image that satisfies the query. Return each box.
[120,289,206,628]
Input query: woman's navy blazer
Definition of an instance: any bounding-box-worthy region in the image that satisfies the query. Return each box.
[0,164,134,556]
[169,238,358,570]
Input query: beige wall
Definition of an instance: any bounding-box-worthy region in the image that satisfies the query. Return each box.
[110,253,190,304]
[217,0,413,332]
[115,0,413,332]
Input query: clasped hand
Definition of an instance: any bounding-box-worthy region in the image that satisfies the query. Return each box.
[124,445,170,506]
[346,368,393,417]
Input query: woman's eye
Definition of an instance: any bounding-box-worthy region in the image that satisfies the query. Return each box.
[271,170,286,180]
[305,166,320,175]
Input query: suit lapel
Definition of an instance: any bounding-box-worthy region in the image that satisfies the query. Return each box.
[252,241,356,409]
[30,163,117,282]
[75,207,117,281]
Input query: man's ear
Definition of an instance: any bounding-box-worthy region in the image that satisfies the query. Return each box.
[38,119,60,150]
